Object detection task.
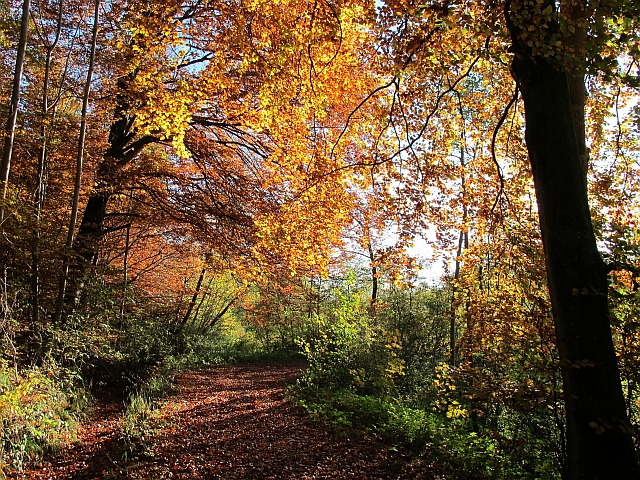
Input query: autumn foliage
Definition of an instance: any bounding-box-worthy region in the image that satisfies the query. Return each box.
[0,0,639,478]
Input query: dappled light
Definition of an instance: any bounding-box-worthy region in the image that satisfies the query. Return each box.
[0,0,639,478]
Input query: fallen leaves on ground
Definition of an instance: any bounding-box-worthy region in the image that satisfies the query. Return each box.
[17,363,436,479]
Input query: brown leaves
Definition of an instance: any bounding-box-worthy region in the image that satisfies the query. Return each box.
[22,364,435,479]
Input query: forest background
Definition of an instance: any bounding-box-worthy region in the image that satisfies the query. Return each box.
[0,0,639,478]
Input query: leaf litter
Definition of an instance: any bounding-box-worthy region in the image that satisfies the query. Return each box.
[17,364,436,479]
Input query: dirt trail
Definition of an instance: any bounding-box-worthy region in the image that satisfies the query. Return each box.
[19,364,435,479]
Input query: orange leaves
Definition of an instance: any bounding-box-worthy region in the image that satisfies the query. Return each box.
[108,0,384,282]
[252,182,352,278]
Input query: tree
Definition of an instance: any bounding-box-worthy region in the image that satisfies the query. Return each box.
[53,0,100,324]
[0,0,30,222]
[62,0,382,304]
[30,0,64,328]
[0,0,636,474]
[377,0,640,477]
[505,1,638,476]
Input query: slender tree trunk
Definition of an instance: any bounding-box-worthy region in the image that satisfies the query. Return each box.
[198,293,242,335]
[31,0,64,330]
[182,268,206,326]
[507,1,639,476]
[450,128,468,367]
[367,242,378,304]
[192,277,213,328]
[0,0,30,223]
[120,221,131,321]
[450,229,466,366]
[53,0,100,324]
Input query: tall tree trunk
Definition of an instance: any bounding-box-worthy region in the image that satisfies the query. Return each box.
[450,228,466,366]
[0,0,30,223]
[564,0,589,183]
[450,121,468,367]
[53,0,100,324]
[506,1,639,477]
[68,88,156,298]
[120,220,131,323]
[31,0,64,331]
[64,64,156,308]
[192,277,213,329]
[197,292,242,335]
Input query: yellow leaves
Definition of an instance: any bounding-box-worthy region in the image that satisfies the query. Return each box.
[432,363,468,418]
[129,72,195,157]
[349,368,366,388]
[446,402,468,419]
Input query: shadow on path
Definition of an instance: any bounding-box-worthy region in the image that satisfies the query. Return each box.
[19,364,435,479]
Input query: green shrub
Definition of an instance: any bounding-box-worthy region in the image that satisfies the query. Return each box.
[291,283,562,479]
[297,290,404,397]
[293,383,559,479]
[0,362,85,475]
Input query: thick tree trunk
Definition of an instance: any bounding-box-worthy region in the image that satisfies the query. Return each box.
[564,0,589,183]
[510,38,639,480]
[73,80,137,268]
[75,194,109,264]
[72,107,157,265]
[65,78,156,307]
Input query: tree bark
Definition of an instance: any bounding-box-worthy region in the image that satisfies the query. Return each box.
[507,2,639,476]
[182,268,207,325]
[53,0,100,324]
[64,79,157,309]
[564,0,589,183]
[450,229,466,366]
[0,0,30,223]
[451,124,468,367]
[73,113,157,266]
[367,241,378,304]
[31,0,64,330]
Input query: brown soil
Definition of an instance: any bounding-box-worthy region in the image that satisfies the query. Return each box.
[17,363,436,479]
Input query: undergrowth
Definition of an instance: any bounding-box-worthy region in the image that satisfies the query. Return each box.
[119,362,177,458]
[290,287,562,480]
[292,382,559,480]
[0,360,87,475]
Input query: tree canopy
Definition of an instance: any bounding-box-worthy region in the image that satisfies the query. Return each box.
[1,0,639,478]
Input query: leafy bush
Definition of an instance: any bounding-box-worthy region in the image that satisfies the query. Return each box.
[0,362,86,474]
[291,283,562,480]
[293,384,560,480]
[297,290,404,396]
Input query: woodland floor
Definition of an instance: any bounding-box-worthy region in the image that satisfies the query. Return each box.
[16,363,438,479]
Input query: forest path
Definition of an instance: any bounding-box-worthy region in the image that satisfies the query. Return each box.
[19,363,436,479]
